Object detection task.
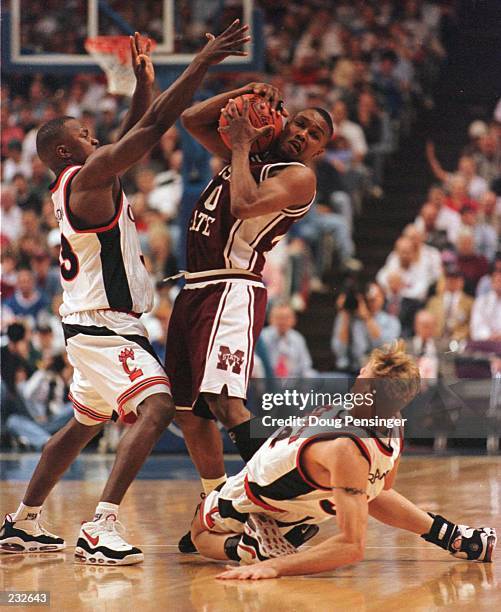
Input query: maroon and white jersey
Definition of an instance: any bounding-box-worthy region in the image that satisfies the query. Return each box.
[186,158,314,276]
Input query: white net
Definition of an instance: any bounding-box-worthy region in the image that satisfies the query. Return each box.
[85,36,136,97]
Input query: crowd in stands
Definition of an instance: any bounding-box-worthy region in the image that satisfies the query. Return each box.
[2,1,499,449]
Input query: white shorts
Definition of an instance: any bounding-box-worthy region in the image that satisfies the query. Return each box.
[62,310,171,426]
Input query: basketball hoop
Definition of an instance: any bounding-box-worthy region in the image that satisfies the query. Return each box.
[85,36,156,97]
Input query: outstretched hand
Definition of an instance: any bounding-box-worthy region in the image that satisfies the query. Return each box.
[216,563,279,581]
[130,32,155,86]
[197,19,251,65]
[219,97,274,150]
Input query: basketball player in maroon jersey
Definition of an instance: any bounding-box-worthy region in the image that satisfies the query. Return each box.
[165,86,335,551]
[0,23,251,566]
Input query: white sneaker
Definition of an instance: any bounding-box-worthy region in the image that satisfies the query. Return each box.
[237,514,297,565]
[0,513,66,554]
[74,516,143,566]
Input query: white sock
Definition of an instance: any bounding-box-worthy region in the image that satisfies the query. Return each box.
[201,475,227,495]
[93,502,120,522]
[12,503,42,522]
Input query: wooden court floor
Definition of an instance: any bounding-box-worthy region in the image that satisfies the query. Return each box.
[1,456,500,611]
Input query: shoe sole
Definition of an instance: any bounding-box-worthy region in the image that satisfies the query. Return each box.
[243,515,296,562]
[74,547,144,566]
[0,538,66,554]
[483,535,496,563]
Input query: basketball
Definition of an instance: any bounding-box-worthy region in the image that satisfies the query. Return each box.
[218,93,283,154]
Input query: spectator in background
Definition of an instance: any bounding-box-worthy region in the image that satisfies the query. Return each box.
[426,142,488,201]
[355,90,391,193]
[455,231,489,296]
[1,323,34,397]
[3,267,49,328]
[3,140,32,183]
[402,224,442,288]
[479,190,500,234]
[1,105,24,158]
[331,282,401,373]
[372,49,403,119]
[331,100,368,163]
[426,185,461,244]
[377,236,431,336]
[406,310,439,380]
[444,175,478,213]
[474,132,499,185]
[31,251,61,302]
[459,205,498,262]
[0,184,23,243]
[426,266,473,344]
[377,236,430,302]
[415,202,450,251]
[260,303,315,379]
[470,269,501,342]
[476,254,501,296]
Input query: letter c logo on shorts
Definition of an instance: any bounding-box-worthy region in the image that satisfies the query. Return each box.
[119,347,144,382]
[216,345,245,375]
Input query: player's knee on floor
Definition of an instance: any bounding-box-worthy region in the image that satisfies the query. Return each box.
[137,393,175,430]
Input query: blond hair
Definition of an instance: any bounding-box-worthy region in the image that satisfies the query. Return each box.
[369,340,421,411]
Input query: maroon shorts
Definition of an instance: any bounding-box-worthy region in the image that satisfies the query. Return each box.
[164,279,267,417]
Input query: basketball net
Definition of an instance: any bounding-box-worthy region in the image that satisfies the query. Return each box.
[85,36,156,97]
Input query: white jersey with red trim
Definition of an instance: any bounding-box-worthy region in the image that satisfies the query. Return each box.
[218,405,402,525]
[51,165,154,317]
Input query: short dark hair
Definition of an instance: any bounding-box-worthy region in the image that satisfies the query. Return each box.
[311,107,335,139]
[7,322,26,343]
[36,116,73,163]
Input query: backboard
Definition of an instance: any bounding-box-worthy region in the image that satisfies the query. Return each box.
[3,0,264,74]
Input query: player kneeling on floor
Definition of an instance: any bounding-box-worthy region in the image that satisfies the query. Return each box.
[190,342,496,579]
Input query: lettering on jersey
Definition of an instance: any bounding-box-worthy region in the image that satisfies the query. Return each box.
[216,346,245,374]
[118,348,144,382]
[368,468,390,485]
[189,210,216,236]
[55,208,63,221]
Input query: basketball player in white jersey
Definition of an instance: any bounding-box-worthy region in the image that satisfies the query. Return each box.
[0,22,251,566]
[190,342,496,578]
[166,85,335,551]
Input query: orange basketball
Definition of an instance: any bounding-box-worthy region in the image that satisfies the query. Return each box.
[219,93,284,154]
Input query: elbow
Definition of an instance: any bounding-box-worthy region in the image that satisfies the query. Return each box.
[231,202,251,220]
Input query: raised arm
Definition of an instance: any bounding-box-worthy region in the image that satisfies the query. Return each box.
[76,20,251,189]
[218,439,369,579]
[114,33,155,141]
[425,140,449,183]
[221,97,316,219]
[181,82,286,159]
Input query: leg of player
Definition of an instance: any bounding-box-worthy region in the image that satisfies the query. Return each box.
[370,489,497,562]
[0,418,103,554]
[190,514,234,561]
[175,412,226,485]
[204,390,264,462]
[175,412,227,554]
[74,392,174,566]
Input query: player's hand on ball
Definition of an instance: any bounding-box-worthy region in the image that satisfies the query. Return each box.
[130,32,155,86]
[216,563,279,580]
[219,97,274,149]
[198,20,251,65]
[246,82,289,116]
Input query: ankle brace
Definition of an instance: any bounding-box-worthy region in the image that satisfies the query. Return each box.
[421,513,457,550]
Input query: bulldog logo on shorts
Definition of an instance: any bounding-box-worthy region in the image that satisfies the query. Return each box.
[216,345,245,374]
[119,347,144,382]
